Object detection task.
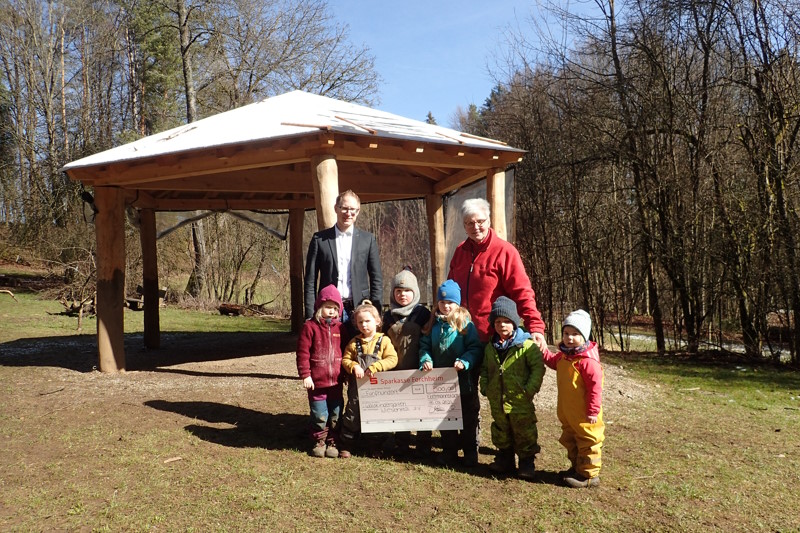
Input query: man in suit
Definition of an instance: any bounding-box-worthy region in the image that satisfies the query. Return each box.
[304,190,382,324]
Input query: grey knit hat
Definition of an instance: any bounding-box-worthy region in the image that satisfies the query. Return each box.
[392,267,419,296]
[489,296,521,328]
[563,309,591,341]
[390,267,421,316]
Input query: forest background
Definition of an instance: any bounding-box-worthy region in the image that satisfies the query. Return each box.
[1,0,799,366]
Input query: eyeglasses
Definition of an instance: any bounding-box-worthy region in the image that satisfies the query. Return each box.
[339,206,360,213]
[464,219,488,228]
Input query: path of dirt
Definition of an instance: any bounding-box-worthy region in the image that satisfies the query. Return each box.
[1,331,650,424]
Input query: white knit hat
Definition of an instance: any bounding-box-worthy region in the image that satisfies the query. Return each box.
[563,309,591,341]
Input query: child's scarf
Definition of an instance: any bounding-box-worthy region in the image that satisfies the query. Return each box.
[559,341,590,357]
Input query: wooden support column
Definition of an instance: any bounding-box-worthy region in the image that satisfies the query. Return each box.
[311,154,339,230]
[487,167,507,241]
[139,208,160,349]
[94,186,126,372]
[289,208,305,333]
[426,194,445,296]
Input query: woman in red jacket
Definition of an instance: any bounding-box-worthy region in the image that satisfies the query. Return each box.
[448,198,547,352]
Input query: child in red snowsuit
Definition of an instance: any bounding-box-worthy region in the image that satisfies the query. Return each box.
[296,284,345,458]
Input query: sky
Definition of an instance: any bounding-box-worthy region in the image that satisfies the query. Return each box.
[327,1,539,127]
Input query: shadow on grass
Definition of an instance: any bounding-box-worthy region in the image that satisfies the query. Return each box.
[144,399,307,451]
[144,400,574,484]
[0,330,298,373]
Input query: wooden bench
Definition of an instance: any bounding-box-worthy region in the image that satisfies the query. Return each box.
[126,285,166,311]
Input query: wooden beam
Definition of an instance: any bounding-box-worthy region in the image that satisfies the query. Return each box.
[139,208,160,349]
[334,147,519,170]
[433,168,487,195]
[311,154,338,230]
[487,167,507,241]
[129,198,317,211]
[426,194,446,293]
[338,174,433,196]
[405,165,449,181]
[94,187,126,372]
[70,135,318,185]
[136,167,435,196]
[289,208,305,334]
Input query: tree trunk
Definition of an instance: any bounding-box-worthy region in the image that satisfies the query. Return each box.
[177,0,197,124]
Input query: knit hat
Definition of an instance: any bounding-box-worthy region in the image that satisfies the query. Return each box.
[392,267,419,296]
[563,309,591,341]
[390,267,420,317]
[489,296,521,328]
[437,279,461,305]
[315,284,343,315]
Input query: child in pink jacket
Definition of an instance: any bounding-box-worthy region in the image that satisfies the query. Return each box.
[542,309,604,488]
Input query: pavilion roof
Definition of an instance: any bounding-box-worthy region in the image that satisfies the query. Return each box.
[63,90,524,211]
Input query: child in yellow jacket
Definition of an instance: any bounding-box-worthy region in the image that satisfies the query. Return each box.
[339,300,398,458]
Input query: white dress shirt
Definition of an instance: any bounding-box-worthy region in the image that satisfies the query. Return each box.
[335,225,353,300]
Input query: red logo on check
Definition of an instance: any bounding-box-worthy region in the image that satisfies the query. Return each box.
[369,375,378,384]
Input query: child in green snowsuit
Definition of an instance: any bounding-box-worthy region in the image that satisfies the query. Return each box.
[480,296,545,480]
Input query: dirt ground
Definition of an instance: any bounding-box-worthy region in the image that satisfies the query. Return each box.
[0,328,653,530]
[0,330,649,428]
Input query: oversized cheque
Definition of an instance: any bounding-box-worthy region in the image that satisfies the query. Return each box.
[356,368,463,433]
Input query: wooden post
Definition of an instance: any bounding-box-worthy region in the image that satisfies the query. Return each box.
[426,194,445,295]
[140,208,160,349]
[289,208,305,333]
[94,187,126,372]
[311,154,339,230]
[487,167,507,241]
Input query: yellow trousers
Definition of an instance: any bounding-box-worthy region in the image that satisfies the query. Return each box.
[556,358,605,478]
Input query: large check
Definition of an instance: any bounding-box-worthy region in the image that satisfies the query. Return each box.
[357,368,463,433]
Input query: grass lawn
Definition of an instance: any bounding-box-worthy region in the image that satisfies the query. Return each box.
[1,292,799,531]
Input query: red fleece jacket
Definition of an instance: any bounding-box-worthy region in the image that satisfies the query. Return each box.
[448,228,545,342]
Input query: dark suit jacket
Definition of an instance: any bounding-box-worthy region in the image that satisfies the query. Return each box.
[304,226,382,318]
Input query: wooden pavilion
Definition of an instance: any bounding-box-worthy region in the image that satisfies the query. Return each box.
[62,91,525,373]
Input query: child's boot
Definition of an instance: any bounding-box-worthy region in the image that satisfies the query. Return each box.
[462,446,479,468]
[564,473,600,488]
[324,437,339,458]
[436,448,459,467]
[517,456,536,480]
[311,439,326,458]
[414,431,433,458]
[393,432,411,458]
[489,448,515,474]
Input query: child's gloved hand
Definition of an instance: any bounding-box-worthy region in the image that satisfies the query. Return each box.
[454,360,465,371]
[353,366,365,379]
[303,376,314,390]
[587,415,598,424]
[421,361,433,371]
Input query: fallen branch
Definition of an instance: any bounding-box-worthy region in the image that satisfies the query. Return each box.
[218,303,271,317]
[1,289,18,302]
[38,387,65,396]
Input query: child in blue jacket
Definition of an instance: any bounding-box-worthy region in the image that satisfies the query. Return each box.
[420,280,483,467]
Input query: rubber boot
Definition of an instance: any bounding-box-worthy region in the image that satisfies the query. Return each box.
[517,456,536,480]
[462,446,479,468]
[436,448,459,467]
[565,473,600,488]
[489,448,515,474]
